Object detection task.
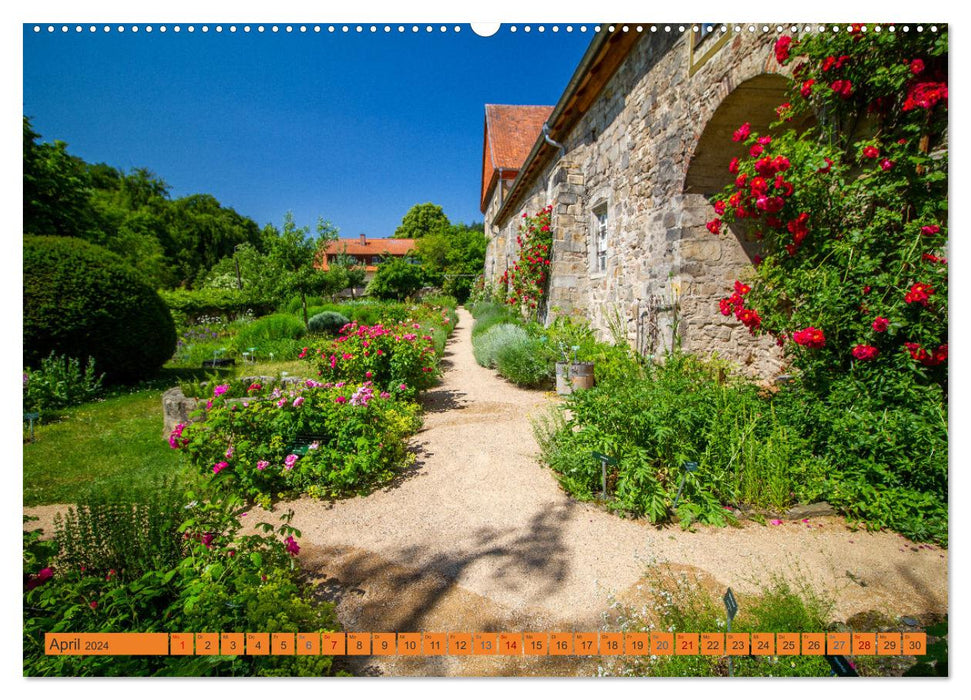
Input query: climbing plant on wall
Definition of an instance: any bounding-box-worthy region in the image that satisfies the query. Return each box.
[706,25,948,396]
[501,205,553,315]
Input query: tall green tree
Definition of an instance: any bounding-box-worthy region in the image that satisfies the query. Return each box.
[393,202,451,239]
[270,213,346,324]
[415,221,487,302]
[23,117,94,238]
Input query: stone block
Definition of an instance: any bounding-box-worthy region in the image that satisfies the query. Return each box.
[162,387,199,438]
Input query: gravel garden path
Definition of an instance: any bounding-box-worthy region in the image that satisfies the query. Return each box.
[258,308,949,675]
[23,308,948,676]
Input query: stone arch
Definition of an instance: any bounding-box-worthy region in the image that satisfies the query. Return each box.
[684,72,791,195]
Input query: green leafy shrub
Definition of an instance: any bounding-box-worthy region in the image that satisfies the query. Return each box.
[175,380,421,501]
[23,487,341,677]
[307,311,351,335]
[471,306,522,338]
[494,335,552,388]
[472,323,529,368]
[24,235,177,382]
[366,258,425,300]
[23,352,104,418]
[160,288,274,329]
[236,313,306,343]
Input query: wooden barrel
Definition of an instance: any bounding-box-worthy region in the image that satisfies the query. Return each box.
[555,362,573,395]
[571,362,595,391]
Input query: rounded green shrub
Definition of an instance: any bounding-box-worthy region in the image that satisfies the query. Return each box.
[472,323,529,368]
[23,235,176,382]
[307,311,351,335]
[495,336,552,388]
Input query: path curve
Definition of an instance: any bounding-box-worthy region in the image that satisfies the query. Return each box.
[25,308,948,676]
[260,308,948,674]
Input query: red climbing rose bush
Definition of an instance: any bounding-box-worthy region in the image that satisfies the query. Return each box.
[707,26,948,395]
[502,205,553,314]
[705,26,948,543]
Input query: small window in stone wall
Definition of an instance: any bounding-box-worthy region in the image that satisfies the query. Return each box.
[593,203,608,273]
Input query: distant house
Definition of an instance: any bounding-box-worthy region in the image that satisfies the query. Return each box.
[317,234,417,281]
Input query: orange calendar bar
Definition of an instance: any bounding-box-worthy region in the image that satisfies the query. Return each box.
[499,632,523,655]
[726,632,749,655]
[752,632,774,655]
[43,631,928,657]
[801,633,825,655]
[272,633,295,655]
[246,633,269,655]
[574,632,598,655]
[45,633,169,656]
[424,633,447,656]
[372,633,396,655]
[524,633,549,656]
[221,633,244,655]
[852,633,877,655]
[827,632,850,655]
[903,633,926,656]
[599,632,623,655]
[473,632,498,655]
[170,632,193,656]
[346,633,370,655]
[321,632,345,655]
[675,633,699,655]
[196,633,219,655]
[651,632,674,655]
[398,632,422,655]
[700,633,724,656]
[549,632,573,655]
[296,633,320,655]
[448,632,473,655]
[777,632,800,655]
[625,632,650,655]
[878,633,901,656]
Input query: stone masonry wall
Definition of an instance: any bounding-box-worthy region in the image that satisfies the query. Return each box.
[489,29,794,379]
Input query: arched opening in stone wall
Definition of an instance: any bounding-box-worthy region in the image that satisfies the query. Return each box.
[676,73,793,378]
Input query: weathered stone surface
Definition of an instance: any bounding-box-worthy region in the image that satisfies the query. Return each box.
[484,29,790,380]
[162,387,198,438]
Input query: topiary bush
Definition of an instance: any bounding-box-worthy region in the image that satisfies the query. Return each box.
[307,311,351,336]
[23,236,177,383]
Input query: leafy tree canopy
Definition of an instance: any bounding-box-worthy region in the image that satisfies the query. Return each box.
[393,202,451,239]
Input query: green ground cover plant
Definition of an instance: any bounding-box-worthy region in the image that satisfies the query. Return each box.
[24,482,342,677]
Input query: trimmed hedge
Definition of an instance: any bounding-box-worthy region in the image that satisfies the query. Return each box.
[160,288,276,327]
[24,236,177,382]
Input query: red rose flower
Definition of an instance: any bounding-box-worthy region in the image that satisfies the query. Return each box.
[774,36,792,64]
[713,200,726,215]
[775,102,792,120]
[706,219,722,235]
[728,157,740,174]
[734,280,751,296]
[862,145,880,159]
[817,157,834,174]
[903,82,948,111]
[904,282,935,306]
[920,225,940,236]
[750,143,764,158]
[910,58,925,75]
[872,317,889,333]
[831,80,853,98]
[732,122,751,142]
[792,327,826,348]
[880,159,893,171]
[719,298,733,316]
[800,79,815,98]
[851,344,879,361]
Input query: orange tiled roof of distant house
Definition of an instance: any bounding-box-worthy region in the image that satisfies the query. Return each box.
[317,235,416,269]
[481,104,553,212]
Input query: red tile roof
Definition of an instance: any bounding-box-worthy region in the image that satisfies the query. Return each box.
[481,104,553,212]
[317,237,416,269]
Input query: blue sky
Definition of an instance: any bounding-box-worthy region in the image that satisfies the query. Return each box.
[22,24,592,237]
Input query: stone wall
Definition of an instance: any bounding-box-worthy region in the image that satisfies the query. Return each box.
[488,29,794,379]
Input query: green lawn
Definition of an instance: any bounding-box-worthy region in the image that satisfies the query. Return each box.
[23,389,198,506]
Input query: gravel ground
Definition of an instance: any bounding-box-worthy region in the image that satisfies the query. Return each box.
[24,308,948,676]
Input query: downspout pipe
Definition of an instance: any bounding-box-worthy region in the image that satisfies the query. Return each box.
[543,123,565,158]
